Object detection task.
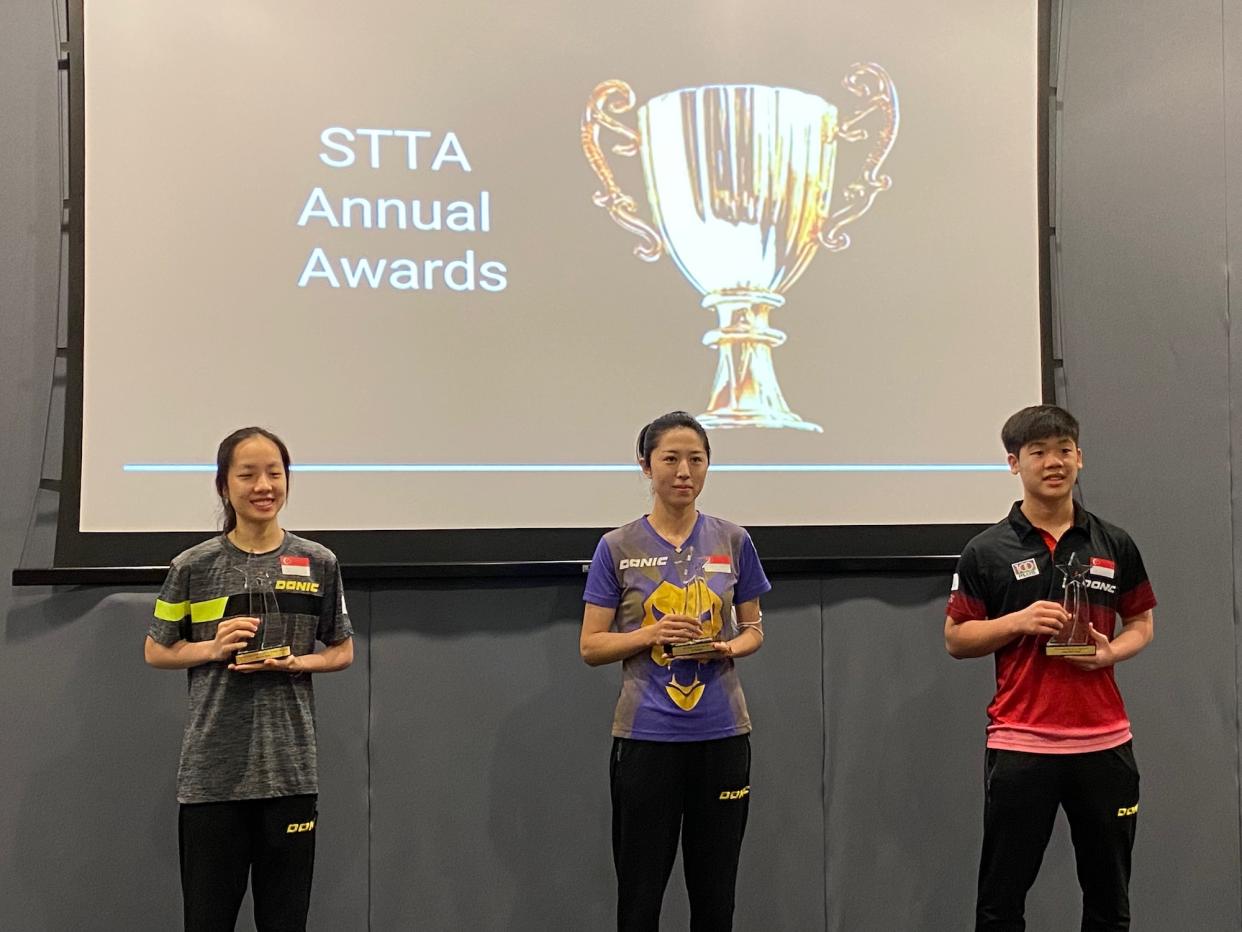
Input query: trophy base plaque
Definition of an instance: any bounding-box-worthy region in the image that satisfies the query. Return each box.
[1045,643,1096,657]
[235,645,292,665]
[665,638,719,659]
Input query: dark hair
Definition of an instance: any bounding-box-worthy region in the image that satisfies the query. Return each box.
[215,427,291,533]
[1001,405,1079,456]
[636,411,711,465]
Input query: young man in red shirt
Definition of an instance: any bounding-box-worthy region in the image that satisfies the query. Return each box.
[946,405,1156,931]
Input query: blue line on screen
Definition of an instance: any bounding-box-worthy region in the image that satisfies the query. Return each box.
[123,463,1010,474]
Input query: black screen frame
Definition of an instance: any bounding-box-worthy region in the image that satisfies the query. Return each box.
[51,0,1053,575]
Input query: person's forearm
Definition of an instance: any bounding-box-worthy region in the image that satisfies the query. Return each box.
[581,628,653,666]
[946,615,1019,659]
[1103,620,1153,665]
[726,626,763,659]
[144,636,215,669]
[297,639,353,673]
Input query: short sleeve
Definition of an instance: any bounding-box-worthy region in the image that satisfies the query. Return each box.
[1116,533,1157,619]
[317,555,354,645]
[583,537,622,608]
[946,544,989,622]
[733,532,771,605]
[150,559,191,645]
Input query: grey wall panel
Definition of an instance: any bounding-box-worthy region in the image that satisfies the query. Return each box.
[0,10,135,928]
[0,590,183,932]
[1225,4,1242,929]
[305,588,371,932]
[731,578,825,931]
[0,0,59,484]
[1057,1,1241,928]
[821,573,992,930]
[368,581,616,931]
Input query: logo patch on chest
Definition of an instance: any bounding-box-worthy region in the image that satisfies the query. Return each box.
[1011,558,1040,580]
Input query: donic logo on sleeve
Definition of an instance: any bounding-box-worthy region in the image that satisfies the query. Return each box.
[642,580,723,711]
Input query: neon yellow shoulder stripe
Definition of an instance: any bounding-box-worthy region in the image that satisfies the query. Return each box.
[190,597,230,623]
[153,597,231,623]
[153,599,189,622]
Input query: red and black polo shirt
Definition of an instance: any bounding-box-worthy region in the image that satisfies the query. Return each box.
[947,501,1157,753]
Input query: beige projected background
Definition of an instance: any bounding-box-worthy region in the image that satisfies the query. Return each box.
[82,0,1041,532]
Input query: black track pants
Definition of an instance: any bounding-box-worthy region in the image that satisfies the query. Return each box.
[976,743,1140,932]
[611,734,751,932]
[179,794,317,932]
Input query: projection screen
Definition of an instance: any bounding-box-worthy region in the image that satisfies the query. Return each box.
[58,0,1048,567]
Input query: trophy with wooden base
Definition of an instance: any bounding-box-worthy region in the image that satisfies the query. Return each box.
[234,557,292,665]
[665,548,717,659]
[1046,552,1097,657]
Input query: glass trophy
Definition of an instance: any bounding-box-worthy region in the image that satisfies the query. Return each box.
[1046,552,1097,656]
[232,555,292,665]
[664,547,717,659]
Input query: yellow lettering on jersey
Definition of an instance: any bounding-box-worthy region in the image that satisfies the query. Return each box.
[718,786,751,801]
[286,821,316,833]
[274,580,320,593]
[1116,803,1138,817]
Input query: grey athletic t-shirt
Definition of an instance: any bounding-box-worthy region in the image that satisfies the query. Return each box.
[149,532,353,804]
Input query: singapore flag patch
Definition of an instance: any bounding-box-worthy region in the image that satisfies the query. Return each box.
[704,554,733,574]
[1011,558,1040,580]
[1090,557,1116,579]
[280,555,311,577]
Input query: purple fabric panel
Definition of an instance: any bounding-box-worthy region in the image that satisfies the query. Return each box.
[583,537,621,608]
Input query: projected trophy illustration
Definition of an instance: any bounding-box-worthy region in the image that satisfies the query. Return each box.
[582,65,898,431]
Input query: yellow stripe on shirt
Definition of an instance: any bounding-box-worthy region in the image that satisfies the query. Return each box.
[189,597,230,623]
[153,599,189,622]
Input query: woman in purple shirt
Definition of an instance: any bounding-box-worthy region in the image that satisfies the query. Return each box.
[580,411,770,932]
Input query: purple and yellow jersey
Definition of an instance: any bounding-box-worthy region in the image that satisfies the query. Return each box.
[584,513,771,741]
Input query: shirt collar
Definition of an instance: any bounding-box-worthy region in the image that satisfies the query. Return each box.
[1006,500,1089,541]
